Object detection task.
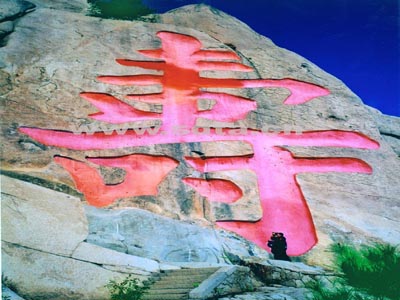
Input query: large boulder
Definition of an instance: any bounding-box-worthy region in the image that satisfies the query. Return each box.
[0,1,399,269]
[2,241,128,300]
[28,0,87,13]
[1,175,88,256]
[0,0,35,22]
[72,241,160,274]
[0,0,35,46]
[366,105,400,156]
[85,205,230,263]
[1,176,162,300]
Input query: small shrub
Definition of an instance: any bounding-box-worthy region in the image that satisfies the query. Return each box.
[87,0,154,20]
[307,280,374,300]
[332,243,400,299]
[308,243,399,300]
[106,275,150,300]
[308,280,351,300]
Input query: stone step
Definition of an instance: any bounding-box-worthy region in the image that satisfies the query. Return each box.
[146,288,190,295]
[150,281,202,289]
[141,294,189,300]
[153,274,211,282]
[142,292,188,300]
[143,267,221,300]
[162,267,219,275]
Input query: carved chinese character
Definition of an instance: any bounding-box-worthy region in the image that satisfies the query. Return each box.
[54,154,178,207]
[19,31,379,255]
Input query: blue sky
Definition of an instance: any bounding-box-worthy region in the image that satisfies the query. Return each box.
[142,0,399,116]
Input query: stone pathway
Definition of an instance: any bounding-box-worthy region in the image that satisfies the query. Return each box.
[218,285,311,300]
[143,267,220,300]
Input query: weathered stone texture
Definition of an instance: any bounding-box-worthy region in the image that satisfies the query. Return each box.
[2,241,128,300]
[366,105,400,156]
[28,0,87,13]
[72,242,160,274]
[1,176,163,300]
[0,0,35,21]
[0,0,35,47]
[244,258,333,286]
[1,287,26,300]
[1,0,399,274]
[1,175,88,256]
[189,266,258,299]
[85,205,234,263]
[219,285,312,300]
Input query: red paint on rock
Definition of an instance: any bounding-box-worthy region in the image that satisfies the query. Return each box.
[182,178,243,203]
[18,31,379,256]
[81,92,161,123]
[34,129,377,255]
[54,154,178,207]
[95,31,329,130]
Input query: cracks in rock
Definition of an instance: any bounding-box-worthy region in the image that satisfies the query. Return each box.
[0,170,82,198]
[221,42,263,81]
[0,1,36,47]
[380,131,400,140]
[2,240,74,260]
[299,62,326,81]
[0,2,36,23]
[74,29,84,38]
[219,41,267,129]
[18,138,47,151]
[327,114,348,122]
[3,240,150,275]
[1,192,28,219]
[379,215,400,223]
[379,131,400,156]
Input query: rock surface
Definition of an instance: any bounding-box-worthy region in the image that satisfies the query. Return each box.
[28,0,87,12]
[72,242,160,274]
[84,205,264,263]
[0,0,35,21]
[1,287,26,300]
[366,105,400,156]
[0,0,35,46]
[2,241,128,300]
[189,266,257,299]
[1,175,88,256]
[218,285,311,300]
[243,258,338,290]
[1,176,165,300]
[1,0,399,284]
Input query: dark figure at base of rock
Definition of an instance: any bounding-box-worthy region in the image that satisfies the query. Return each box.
[267,232,291,261]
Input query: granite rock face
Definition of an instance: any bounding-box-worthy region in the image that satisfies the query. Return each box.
[1,176,162,300]
[243,258,338,290]
[28,0,88,13]
[219,286,312,300]
[0,0,35,21]
[1,0,399,276]
[366,105,400,156]
[84,205,267,264]
[1,287,26,300]
[1,175,88,256]
[0,0,35,46]
[2,241,128,300]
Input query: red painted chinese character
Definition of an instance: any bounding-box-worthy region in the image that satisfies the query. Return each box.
[78,31,329,131]
[54,154,178,207]
[19,31,379,255]
[184,145,373,255]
